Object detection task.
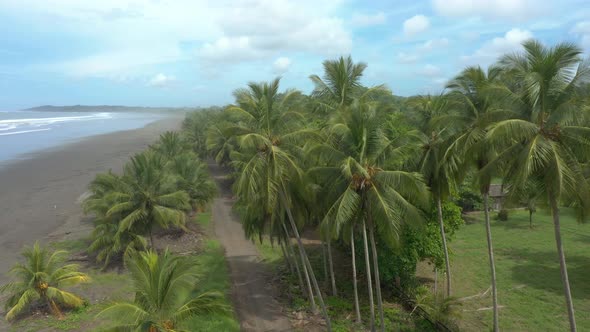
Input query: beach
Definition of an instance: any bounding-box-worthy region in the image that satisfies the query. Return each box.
[0,117,182,282]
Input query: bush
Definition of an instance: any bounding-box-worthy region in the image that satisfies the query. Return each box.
[455,186,483,212]
[497,209,509,221]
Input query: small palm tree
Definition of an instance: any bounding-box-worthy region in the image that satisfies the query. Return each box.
[98,250,229,331]
[0,242,89,321]
[167,152,217,211]
[489,40,590,332]
[153,131,186,161]
[109,152,191,247]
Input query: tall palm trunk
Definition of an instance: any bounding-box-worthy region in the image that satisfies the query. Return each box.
[323,242,329,283]
[483,192,499,332]
[281,223,308,305]
[549,191,577,332]
[280,241,294,274]
[280,192,332,331]
[351,228,361,324]
[436,196,452,296]
[367,216,385,332]
[362,220,376,331]
[327,240,337,296]
[282,222,313,310]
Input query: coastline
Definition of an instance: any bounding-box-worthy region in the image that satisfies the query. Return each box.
[0,117,182,283]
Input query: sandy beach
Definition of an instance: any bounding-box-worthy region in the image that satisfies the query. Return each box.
[0,117,182,282]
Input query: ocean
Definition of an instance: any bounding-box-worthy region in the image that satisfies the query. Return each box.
[0,111,165,164]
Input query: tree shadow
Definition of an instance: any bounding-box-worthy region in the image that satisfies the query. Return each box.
[497,248,590,300]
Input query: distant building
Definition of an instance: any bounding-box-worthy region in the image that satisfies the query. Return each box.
[488,184,505,211]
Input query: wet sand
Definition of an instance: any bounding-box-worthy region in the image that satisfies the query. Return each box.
[0,117,182,282]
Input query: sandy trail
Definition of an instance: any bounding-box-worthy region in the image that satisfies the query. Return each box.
[0,117,182,283]
[209,161,293,332]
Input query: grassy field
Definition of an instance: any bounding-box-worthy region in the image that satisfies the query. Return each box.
[7,212,239,332]
[417,208,590,331]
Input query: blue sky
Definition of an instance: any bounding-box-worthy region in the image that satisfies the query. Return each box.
[0,0,589,110]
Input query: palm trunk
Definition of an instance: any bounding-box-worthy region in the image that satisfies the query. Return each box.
[282,222,314,310]
[327,240,337,296]
[549,191,577,332]
[362,220,376,331]
[529,210,533,229]
[436,196,452,297]
[149,228,155,249]
[483,192,499,332]
[280,192,332,331]
[280,241,294,274]
[323,242,329,283]
[283,223,307,302]
[351,228,361,324]
[367,217,385,332]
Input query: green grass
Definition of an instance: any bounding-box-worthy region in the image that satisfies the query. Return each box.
[8,212,239,331]
[419,208,590,331]
[255,237,425,331]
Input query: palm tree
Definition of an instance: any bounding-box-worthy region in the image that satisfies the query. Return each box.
[107,152,191,247]
[488,40,590,332]
[167,152,217,211]
[98,250,229,331]
[153,131,186,161]
[83,171,147,268]
[313,96,429,331]
[310,55,367,110]
[222,78,332,328]
[0,242,89,321]
[446,65,511,331]
[407,94,457,297]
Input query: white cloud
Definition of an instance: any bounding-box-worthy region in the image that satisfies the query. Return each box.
[432,0,546,21]
[147,73,176,88]
[419,38,450,52]
[403,15,430,36]
[571,21,590,49]
[272,57,292,74]
[396,52,419,64]
[351,12,387,27]
[461,28,533,65]
[419,64,442,77]
[5,0,350,76]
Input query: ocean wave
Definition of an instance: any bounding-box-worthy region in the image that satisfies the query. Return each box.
[0,112,112,128]
[0,128,51,136]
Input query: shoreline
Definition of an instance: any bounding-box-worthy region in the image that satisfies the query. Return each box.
[0,117,182,283]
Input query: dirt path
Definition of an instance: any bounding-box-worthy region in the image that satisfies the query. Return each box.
[209,161,293,332]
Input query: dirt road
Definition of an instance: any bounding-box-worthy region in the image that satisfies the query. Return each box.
[209,161,293,332]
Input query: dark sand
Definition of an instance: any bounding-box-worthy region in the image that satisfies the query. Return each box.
[0,117,182,283]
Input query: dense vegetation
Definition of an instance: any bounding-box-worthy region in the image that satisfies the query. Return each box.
[183,39,590,332]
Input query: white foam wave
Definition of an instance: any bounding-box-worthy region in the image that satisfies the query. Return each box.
[0,128,51,136]
[0,112,112,128]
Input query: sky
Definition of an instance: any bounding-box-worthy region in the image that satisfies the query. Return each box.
[0,0,589,110]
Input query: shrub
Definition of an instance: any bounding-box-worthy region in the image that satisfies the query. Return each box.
[497,209,509,221]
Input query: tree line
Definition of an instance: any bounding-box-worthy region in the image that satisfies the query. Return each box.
[183,39,590,332]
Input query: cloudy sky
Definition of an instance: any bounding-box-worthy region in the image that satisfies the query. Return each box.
[0,0,589,110]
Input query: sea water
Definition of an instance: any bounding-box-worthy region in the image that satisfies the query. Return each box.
[0,110,165,163]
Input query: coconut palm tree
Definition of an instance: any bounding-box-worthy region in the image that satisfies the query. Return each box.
[313,96,429,331]
[407,94,458,297]
[445,65,512,331]
[310,55,367,111]
[222,78,332,329]
[0,242,89,321]
[153,131,186,161]
[83,171,147,268]
[488,40,590,332]
[107,152,191,247]
[98,250,229,331]
[167,152,217,211]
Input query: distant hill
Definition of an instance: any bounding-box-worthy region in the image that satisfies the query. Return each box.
[22,105,193,113]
